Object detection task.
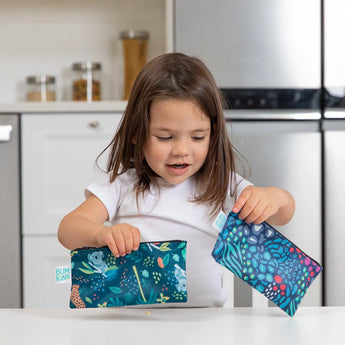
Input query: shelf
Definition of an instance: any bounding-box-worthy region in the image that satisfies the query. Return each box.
[0,0,171,103]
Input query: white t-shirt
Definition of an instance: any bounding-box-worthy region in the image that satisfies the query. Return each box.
[86,169,251,307]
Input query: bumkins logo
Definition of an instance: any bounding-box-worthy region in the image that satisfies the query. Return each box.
[55,266,71,284]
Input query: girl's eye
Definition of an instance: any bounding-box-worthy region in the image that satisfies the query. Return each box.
[157,136,172,141]
[192,136,205,141]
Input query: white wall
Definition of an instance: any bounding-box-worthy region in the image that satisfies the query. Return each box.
[0,0,166,102]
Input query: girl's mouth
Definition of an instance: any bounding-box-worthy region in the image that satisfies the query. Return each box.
[169,164,188,169]
[167,163,190,176]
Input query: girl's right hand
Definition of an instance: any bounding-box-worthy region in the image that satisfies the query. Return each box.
[95,223,141,258]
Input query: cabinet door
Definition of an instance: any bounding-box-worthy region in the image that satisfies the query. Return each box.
[21,113,122,236]
[23,236,71,308]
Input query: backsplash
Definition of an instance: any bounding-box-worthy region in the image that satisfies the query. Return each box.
[0,0,166,102]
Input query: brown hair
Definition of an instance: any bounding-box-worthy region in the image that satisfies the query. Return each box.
[102,52,237,215]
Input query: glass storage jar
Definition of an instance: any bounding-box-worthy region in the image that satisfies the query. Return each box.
[119,30,149,100]
[26,75,56,102]
[72,61,101,102]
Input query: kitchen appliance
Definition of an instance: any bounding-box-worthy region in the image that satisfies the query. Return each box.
[225,105,322,308]
[0,114,21,307]
[174,0,323,307]
[323,0,345,306]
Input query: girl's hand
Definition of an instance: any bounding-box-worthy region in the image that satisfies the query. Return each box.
[95,223,141,258]
[232,185,295,225]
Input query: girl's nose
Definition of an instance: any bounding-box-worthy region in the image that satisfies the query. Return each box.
[172,140,189,157]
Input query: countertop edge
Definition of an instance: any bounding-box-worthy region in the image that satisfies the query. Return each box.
[0,103,324,119]
[0,101,128,113]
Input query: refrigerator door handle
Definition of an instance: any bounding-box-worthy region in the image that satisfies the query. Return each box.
[0,125,12,142]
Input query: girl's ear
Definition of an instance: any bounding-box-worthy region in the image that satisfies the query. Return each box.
[132,138,136,144]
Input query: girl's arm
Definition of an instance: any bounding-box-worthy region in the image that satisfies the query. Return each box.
[232,185,295,226]
[58,194,140,257]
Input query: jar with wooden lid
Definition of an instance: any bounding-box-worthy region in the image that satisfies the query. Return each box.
[72,62,101,102]
[26,75,56,102]
[120,30,149,100]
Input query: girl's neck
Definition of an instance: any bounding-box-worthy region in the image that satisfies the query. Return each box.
[157,175,194,189]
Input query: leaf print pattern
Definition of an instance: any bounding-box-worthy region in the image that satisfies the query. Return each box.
[70,240,187,308]
[212,212,322,317]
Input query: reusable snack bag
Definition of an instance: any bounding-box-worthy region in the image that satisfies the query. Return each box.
[212,212,322,316]
[70,240,187,308]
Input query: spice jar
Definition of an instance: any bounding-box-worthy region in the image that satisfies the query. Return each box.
[26,75,56,102]
[120,30,149,100]
[72,62,101,102]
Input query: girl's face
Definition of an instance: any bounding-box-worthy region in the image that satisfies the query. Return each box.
[144,98,211,185]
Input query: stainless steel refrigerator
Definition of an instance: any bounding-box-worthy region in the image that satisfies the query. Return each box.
[174,0,323,307]
[323,0,345,306]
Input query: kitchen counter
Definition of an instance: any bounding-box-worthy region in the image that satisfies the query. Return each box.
[0,101,127,113]
[0,307,343,344]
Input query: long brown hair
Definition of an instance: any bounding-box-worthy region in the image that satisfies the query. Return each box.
[102,52,237,215]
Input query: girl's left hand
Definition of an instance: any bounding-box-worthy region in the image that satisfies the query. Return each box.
[232,185,295,225]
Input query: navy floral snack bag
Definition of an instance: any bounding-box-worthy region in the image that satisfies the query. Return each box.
[212,212,322,317]
[70,240,187,308]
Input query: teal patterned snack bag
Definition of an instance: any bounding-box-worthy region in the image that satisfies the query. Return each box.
[70,240,187,308]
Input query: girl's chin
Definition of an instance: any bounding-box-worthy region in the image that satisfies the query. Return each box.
[161,174,190,186]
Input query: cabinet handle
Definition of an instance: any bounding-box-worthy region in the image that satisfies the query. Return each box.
[0,125,12,141]
[88,121,100,128]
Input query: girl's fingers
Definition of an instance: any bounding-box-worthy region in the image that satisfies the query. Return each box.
[232,185,255,214]
[252,205,271,224]
[243,201,266,224]
[114,225,141,256]
[98,224,141,258]
[238,194,260,220]
[132,227,141,251]
[122,226,139,254]
[113,229,127,257]
[232,192,249,214]
[107,240,120,258]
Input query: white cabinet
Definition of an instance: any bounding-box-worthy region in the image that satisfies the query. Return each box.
[21,113,122,307]
[21,114,122,236]
[23,237,71,308]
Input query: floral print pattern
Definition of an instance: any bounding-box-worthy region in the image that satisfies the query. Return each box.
[212,212,322,317]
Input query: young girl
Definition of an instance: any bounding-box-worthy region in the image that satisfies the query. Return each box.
[58,52,295,307]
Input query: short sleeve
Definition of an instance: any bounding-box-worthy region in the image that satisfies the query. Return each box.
[85,174,121,222]
[233,173,253,197]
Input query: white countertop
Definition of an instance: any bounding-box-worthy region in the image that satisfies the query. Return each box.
[0,307,343,345]
[0,101,127,113]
